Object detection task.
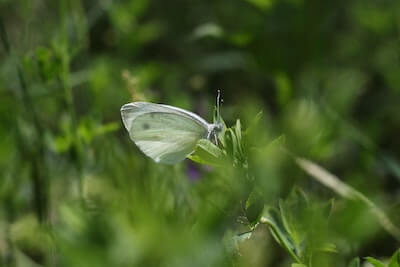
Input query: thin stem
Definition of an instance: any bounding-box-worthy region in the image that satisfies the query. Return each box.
[0,18,10,52]
[59,0,84,200]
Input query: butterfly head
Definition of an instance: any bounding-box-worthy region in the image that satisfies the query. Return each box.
[212,123,223,133]
[207,123,223,143]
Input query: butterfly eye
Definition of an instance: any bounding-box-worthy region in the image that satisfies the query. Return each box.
[211,124,223,134]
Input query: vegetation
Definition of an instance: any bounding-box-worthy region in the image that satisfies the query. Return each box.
[1,0,400,266]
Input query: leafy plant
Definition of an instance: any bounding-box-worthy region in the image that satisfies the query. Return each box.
[365,249,400,267]
[188,110,399,267]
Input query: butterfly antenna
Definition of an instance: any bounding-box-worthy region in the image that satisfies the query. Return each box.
[216,89,222,123]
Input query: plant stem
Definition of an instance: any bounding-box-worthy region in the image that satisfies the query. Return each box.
[60,52,84,199]
[58,0,84,200]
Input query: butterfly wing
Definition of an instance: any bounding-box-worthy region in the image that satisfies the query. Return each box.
[121,103,209,164]
[121,102,209,132]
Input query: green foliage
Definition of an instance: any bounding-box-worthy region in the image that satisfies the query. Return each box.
[348,258,360,267]
[365,249,400,267]
[1,0,400,266]
[260,188,336,266]
[188,139,225,167]
[366,257,388,267]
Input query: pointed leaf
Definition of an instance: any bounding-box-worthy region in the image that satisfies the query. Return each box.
[235,119,242,152]
[398,249,400,264]
[260,207,301,262]
[260,207,295,251]
[389,249,400,267]
[245,190,264,224]
[347,257,360,267]
[223,128,238,159]
[278,188,308,249]
[188,139,225,166]
[318,243,338,253]
[365,257,386,267]
[244,110,263,135]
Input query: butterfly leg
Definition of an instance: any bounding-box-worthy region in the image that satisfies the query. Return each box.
[214,133,218,145]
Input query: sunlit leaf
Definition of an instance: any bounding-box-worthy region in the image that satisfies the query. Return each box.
[188,139,225,166]
[389,249,400,267]
[260,207,300,262]
[365,257,386,267]
[318,243,338,253]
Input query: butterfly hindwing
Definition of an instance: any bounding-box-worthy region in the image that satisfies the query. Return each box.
[128,112,208,164]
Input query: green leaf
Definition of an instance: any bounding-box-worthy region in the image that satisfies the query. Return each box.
[398,253,400,265]
[216,116,227,147]
[260,207,294,250]
[255,134,286,156]
[389,249,400,267]
[398,250,400,264]
[244,110,263,135]
[321,198,335,220]
[234,119,244,159]
[260,207,301,262]
[269,134,286,148]
[347,257,360,267]
[235,119,242,146]
[245,190,264,224]
[291,264,308,267]
[188,139,225,166]
[318,243,338,253]
[278,188,308,250]
[365,257,386,267]
[223,128,238,160]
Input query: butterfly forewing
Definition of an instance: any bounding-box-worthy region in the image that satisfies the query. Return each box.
[129,112,208,164]
[121,102,209,132]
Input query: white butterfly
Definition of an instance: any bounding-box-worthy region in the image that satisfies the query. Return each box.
[121,102,223,164]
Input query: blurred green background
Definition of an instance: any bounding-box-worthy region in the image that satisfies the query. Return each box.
[1,0,400,266]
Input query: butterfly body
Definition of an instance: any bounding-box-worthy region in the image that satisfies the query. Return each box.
[121,102,221,164]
